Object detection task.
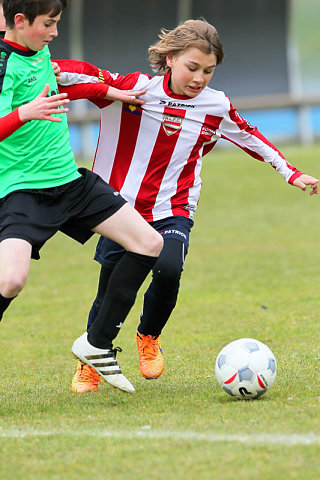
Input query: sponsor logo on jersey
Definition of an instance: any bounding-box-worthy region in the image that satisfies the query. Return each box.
[160,99,195,108]
[108,71,119,80]
[27,75,37,84]
[124,104,142,116]
[31,56,44,65]
[162,113,183,135]
[98,68,105,83]
[231,109,254,130]
[200,125,217,143]
[184,204,196,212]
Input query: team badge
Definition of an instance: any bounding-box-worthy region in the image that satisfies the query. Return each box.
[162,113,183,135]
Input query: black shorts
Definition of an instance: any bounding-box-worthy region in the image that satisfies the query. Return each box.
[94,215,194,268]
[0,168,127,259]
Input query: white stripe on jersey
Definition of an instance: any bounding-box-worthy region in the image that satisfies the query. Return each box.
[93,102,122,181]
[121,108,162,208]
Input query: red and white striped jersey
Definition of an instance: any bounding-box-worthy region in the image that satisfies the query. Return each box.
[58,60,302,222]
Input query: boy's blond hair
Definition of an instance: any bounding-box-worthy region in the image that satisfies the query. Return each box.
[149,19,224,74]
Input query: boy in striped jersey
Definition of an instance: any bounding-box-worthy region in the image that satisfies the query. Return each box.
[57,19,319,393]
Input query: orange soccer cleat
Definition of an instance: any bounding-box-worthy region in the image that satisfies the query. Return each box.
[136,331,165,379]
[71,360,103,393]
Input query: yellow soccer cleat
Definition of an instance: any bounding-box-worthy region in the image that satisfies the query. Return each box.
[72,360,103,393]
[136,331,165,379]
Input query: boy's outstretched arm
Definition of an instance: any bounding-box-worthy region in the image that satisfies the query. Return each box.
[56,59,147,105]
[103,86,146,105]
[292,174,319,196]
[218,101,319,196]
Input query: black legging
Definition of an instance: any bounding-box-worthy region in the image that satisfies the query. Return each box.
[87,238,187,337]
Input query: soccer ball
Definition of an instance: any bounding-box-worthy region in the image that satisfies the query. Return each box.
[215,338,277,400]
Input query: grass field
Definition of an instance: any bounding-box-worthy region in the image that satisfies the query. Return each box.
[1,143,320,479]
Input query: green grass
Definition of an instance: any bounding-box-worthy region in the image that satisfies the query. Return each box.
[1,143,320,479]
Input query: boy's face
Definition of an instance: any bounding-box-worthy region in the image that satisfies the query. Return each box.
[166,47,217,98]
[14,11,61,50]
[0,5,6,31]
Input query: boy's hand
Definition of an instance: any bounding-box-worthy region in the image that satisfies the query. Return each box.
[18,84,70,123]
[293,174,319,196]
[51,62,61,82]
[105,86,146,105]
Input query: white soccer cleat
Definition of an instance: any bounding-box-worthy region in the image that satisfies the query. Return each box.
[71,332,135,393]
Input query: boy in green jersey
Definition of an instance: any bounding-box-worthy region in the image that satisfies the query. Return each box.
[0,0,163,393]
[0,0,71,133]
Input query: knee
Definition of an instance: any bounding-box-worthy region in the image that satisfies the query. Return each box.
[0,271,27,297]
[153,259,182,289]
[144,230,164,257]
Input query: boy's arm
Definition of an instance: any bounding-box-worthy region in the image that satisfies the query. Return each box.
[58,82,146,106]
[0,85,69,141]
[0,109,24,141]
[55,59,148,106]
[218,100,319,195]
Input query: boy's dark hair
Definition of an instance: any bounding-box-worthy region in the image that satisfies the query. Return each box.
[3,0,67,28]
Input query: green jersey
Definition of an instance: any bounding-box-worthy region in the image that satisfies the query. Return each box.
[0,40,80,199]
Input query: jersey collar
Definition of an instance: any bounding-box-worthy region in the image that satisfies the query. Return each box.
[0,38,37,56]
[163,73,195,100]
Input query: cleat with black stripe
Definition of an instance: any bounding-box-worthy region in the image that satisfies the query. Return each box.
[71,332,135,393]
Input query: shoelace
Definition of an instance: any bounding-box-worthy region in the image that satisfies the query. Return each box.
[138,335,158,360]
[112,346,122,358]
[79,364,101,385]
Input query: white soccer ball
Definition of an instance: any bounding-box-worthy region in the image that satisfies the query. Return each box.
[215,338,277,400]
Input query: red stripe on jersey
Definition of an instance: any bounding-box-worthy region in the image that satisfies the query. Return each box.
[250,128,300,176]
[228,105,295,165]
[108,104,143,191]
[171,115,222,216]
[134,107,186,220]
[220,134,266,161]
[203,140,217,157]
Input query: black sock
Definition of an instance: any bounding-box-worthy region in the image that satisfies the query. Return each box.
[87,266,114,330]
[88,251,158,349]
[0,294,15,321]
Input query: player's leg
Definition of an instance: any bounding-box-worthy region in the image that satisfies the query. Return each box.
[85,203,162,348]
[72,239,123,394]
[72,202,163,393]
[136,238,187,379]
[87,237,125,330]
[0,238,32,320]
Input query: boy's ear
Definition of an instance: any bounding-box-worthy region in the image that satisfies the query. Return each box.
[166,54,174,69]
[14,13,27,30]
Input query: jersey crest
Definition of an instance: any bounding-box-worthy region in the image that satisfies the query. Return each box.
[162,113,183,135]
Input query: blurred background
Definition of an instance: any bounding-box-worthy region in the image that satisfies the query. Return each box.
[50,0,320,157]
